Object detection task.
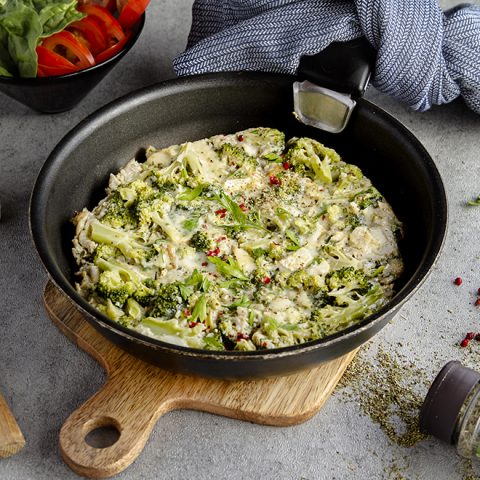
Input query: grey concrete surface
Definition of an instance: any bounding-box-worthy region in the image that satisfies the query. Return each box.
[1,1,480,479]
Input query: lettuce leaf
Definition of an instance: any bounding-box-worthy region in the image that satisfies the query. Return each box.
[0,0,83,78]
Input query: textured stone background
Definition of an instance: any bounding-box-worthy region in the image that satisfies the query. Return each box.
[1,1,480,479]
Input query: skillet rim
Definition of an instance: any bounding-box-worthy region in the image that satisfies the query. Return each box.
[29,71,448,361]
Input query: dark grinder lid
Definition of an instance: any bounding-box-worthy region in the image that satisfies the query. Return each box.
[419,361,480,443]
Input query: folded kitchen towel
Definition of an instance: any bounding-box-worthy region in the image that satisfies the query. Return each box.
[173,0,480,114]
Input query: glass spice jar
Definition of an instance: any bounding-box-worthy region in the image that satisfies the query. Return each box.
[420,361,480,460]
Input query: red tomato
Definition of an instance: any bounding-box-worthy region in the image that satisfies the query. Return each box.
[36,46,80,76]
[117,0,150,30]
[42,30,95,69]
[78,0,116,11]
[78,5,125,46]
[68,17,107,55]
[94,31,131,64]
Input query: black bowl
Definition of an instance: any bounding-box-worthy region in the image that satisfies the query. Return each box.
[0,14,145,114]
[30,73,447,379]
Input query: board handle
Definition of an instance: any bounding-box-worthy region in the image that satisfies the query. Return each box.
[0,392,25,458]
[59,371,181,478]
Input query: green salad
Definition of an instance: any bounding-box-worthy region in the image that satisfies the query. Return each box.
[0,0,84,77]
[72,128,404,351]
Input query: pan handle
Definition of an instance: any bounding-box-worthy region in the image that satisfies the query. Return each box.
[297,36,376,98]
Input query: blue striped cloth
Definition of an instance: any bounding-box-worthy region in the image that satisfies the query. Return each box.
[173,1,480,114]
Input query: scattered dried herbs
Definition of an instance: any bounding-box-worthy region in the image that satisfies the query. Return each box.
[338,345,428,447]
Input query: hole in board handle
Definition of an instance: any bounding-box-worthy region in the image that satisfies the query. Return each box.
[84,417,121,449]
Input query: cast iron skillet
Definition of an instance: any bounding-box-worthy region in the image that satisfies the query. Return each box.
[30,71,447,379]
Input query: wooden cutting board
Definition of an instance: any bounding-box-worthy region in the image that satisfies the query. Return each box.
[0,393,25,458]
[43,281,357,478]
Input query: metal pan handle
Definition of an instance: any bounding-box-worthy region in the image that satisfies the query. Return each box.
[294,37,376,133]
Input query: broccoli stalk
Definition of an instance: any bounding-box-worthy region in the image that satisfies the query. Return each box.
[90,222,152,261]
[135,197,187,244]
[126,298,145,323]
[150,210,186,243]
[140,317,206,349]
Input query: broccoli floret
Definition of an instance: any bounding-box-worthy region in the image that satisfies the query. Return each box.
[217,143,257,178]
[285,137,340,183]
[218,143,249,164]
[310,283,384,336]
[132,282,156,306]
[189,231,213,252]
[90,221,154,262]
[286,270,324,293]
[325,266,368,292]
[334,164,364,192]
[97,270,135,307]
[151,178,177,194]
[93,244,118,262]
[95,257,154,307]
[100,192,137,229]
[353,187,384,209]
[319,244,361,270]
[267,243,283,260]
[251,247,268,259]
[119,179,157,203]
[241,128,285,156]
[153,155,189,186]
[136,197,187,243]
[150,283,184,318]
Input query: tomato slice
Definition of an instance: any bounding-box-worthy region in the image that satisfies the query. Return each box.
[36,46,80,77]
[78,0,116,12]
[78,5,125,46]
[117,0,150,31]
[94,30,131,64]
[42,30,95,69]
[68,17,107,55]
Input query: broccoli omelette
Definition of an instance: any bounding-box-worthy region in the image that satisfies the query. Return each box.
[72,128,403,351]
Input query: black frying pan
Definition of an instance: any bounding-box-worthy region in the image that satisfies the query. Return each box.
[30,70,447,379]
